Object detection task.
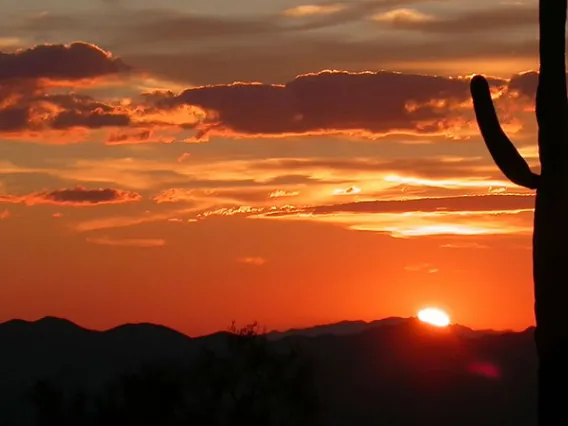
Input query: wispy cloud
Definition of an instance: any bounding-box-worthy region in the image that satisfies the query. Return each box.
[0,187,141,206]
[237,256,267,266]
[86,236,166,247]
[282,4,346,17]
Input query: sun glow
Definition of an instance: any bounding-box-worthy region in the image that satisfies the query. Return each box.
[417,307,451,327]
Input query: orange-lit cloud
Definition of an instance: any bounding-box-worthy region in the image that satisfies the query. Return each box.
[152,187,285,204]
[0,42,131,137]
[237,256,267,266]
[0,42,128,81]
[372,8,435,24]
[177,152,191,163]
[142,69,543,141]
[0,40,546,145]
[302,194,534,215]
[0,187,141,206]
[372,6,535,33]
[86,236,166,247]
[282,4,346,17]
[404,262,439,273]
[192,194,535,237]
[156,70,483,139]
[269,189,300,198]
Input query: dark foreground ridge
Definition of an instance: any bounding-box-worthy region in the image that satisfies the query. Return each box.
[0,316,537,425]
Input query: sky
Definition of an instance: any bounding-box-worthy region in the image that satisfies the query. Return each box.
[0,0,543,336]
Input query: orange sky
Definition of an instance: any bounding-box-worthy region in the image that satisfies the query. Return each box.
[0,0,541,336]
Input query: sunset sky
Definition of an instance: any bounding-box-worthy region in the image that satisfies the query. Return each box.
[0,0,542,336]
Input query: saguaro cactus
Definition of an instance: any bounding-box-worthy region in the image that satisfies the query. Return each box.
[470,0,567,424]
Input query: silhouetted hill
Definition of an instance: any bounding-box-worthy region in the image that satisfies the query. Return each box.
[267,317,409,339]
[0,317,538,426]
[267,316,514,340]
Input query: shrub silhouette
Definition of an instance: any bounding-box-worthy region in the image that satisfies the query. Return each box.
[470,1,568,425]
[26,322,319,426]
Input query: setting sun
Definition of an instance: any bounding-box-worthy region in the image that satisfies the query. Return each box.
[418,308,451,327]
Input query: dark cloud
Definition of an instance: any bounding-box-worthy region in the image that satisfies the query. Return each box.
[0,86,131,134]
[106,129,153,144]
[0,43,131,134]
[51,110,130,129]
[0,42,129,81]
[0,107,29,131]
[155,70,497,138]
[507,71,539,98]
[306,194,535,215]
[0,37,540,142]
[0,101,130,133]
[0,187,141,206]
[251,194,535,218]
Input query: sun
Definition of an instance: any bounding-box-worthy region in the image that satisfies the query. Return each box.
[417,307,451,327]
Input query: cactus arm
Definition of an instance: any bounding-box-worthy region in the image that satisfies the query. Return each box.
[470,75,540,189]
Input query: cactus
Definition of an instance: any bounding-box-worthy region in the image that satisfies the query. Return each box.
[470,0,567,424]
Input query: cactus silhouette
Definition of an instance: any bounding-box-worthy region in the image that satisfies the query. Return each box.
[470,1,567,425]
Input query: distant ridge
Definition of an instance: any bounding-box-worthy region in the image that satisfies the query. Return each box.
[0,315,522,340]
[267,316,409,339]
[267,316,517,340]
[0,315,537,426]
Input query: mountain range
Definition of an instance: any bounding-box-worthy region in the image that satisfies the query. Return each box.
[0,316,537,426]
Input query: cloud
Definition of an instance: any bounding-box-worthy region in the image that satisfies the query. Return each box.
[0,42,129,81]
[25,0,418,48]
[195,194,535,237]
[372,6,536,33]
[440,242,489,249]
[248,157,493,179]
[507,71,539,99]
[404,262,438,273]
[72,207,198,232]
[0,94,131,133]
[0,38,539,144]
[303,194,535,215]
[0,43,131,135]
[177,152,191,163]
[333,186,362,195]
[157,70,487,139]
[51,109,130,129]
[282,4,346,17]
[4,3,543,85]
[0,187,141,206]
[152,187,284,204]
[269,189,300,198]
[0,209,9,219]
[125,40,531,87]
[106,129,152,144]
[372,8,435,24]
[237,256,267,266]
[86,236,166,247]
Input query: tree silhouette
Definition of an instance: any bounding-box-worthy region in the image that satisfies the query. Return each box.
[26,322,319,426]
[470,0,567,424]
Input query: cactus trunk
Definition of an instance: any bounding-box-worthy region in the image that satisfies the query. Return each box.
[471,0,568,424]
